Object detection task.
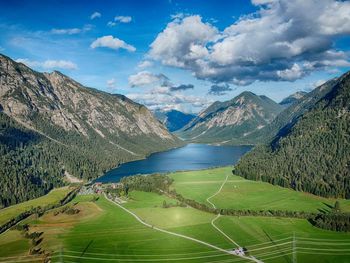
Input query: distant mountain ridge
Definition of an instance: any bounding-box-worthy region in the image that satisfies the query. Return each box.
[0,53,181,207]
[154,109,196,132]
[236,71,350,198]
[176,91,283,145]
[279,91,308,108]
[242,79,338,144]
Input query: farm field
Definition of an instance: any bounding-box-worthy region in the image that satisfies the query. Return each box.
[0,168,350,263]
[169,167,350,213]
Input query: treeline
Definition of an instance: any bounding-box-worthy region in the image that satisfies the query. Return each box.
[235,73,350,199]
[169,189,317,219]
[119,173,174,194]
[169,189,349,232]
[0,187,79,234]
[309,213,350,232]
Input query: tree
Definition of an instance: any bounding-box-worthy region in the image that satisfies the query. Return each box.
[334,201,341,213]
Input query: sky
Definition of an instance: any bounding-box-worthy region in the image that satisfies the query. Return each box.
[0,0,350,113]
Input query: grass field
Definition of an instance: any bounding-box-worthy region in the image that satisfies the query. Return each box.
[169,167,350,213]
[1,167,350,263]
[0,186,73,226]
[5,194,239,263]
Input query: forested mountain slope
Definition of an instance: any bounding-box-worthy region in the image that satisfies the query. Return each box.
[0,53,181,207]
[243,79,338,144]
[236,71,350,199]
[177,91,283,145]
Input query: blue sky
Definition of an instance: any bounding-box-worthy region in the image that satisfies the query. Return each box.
[1,0,349,113]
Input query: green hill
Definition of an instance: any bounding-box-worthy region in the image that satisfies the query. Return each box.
[236,71,350,198]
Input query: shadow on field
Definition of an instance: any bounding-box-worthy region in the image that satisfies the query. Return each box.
[263,230,291,263]
[78,240,94,260]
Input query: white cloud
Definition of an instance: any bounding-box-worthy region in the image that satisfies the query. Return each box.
[137,60,153,69]
[277,64,304,81]
[115,16,132,23]
[128,71,169,87]
[107,21,117,27]
[90,12,101,20]
[51,24,92,35]
[149,0,350,85]
[149,15,218,67]
[107,78,117,89]
[16,58,78,70]
[90,35,136,52]
[127,89,212,112]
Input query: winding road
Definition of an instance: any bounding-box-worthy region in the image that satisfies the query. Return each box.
[104,193,260,262]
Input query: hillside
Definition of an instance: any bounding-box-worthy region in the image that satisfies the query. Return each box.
[236,71,350,199]
[176,91,283,144]
[243,79,338,144]
[0,53,181,207]
[154,109,196,132]
[279,91,308,108]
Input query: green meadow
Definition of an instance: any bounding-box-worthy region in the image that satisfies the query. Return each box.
[0,186,73,226]
[0,167,350,263]
[169,166,350,212]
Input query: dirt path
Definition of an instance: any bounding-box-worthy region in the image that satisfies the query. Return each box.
[206,173,262,262]
[104,194,259,262]
[206,173,240,246]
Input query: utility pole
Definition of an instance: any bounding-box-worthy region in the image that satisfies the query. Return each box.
[59,246,63,263]
[292,232,297,263]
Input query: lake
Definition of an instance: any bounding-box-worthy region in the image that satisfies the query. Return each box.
[96,143,252,183]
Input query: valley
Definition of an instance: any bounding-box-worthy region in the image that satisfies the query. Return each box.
[1,1,350,261]
[1,167,349,263]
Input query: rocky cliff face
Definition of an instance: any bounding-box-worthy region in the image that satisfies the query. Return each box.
[0,54,175,144]
[177,91,283,145]
[0,53,181,206]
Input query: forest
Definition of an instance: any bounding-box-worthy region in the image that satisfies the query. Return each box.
[236,72,350,199]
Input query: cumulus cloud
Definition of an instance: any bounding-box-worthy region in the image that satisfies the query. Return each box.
[149,15,217,68]
[149,0,350,85]
[51,25,92,35]
[170,84,194,91]
[128,71,170,87]
[137,60,153,69]
[90,35,136,52]
[90,12,101,20]
[127,90,212,112]
[208,84,233,95]
[107,78,116,89]
[16,58,77,70]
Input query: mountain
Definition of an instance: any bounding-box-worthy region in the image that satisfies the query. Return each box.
[279,91,308,108]
[235,71,350,199]
[154,109,196,132]
[176,91,284,145]
[0,53,181,207]
[243,79,338,144]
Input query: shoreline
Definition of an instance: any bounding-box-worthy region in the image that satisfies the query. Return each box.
[94,143,253,184]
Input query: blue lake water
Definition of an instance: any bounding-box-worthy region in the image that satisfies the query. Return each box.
[96,143,252,183]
